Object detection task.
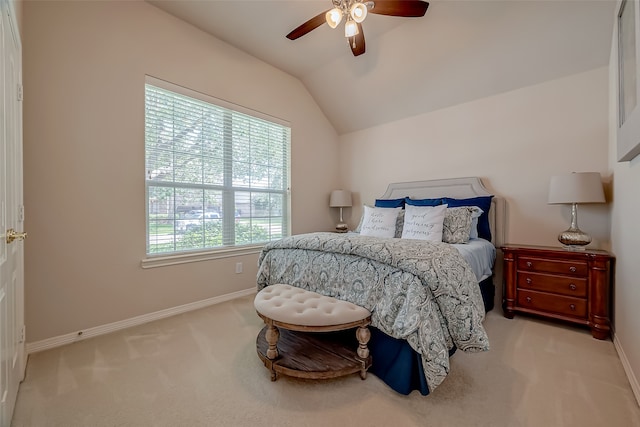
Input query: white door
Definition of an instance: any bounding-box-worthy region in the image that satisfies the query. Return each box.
[0,1,25,425]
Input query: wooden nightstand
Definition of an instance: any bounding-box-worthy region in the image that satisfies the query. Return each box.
[501,244,614,340]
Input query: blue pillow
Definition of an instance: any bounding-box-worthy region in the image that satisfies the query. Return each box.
[375,198,405,208]
[442,196,494,241]
[405,197,443,207]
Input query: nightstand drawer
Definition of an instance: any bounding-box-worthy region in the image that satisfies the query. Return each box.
[518,257,587,276]
[517,289,587,318]
[517,272,587,297]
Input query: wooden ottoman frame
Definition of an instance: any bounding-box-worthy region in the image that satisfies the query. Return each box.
[254,284,372,382]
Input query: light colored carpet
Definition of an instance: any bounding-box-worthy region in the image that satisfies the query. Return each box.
[11,295,640,427]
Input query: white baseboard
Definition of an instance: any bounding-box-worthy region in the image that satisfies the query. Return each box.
[613,331,640,407]
[26,288,257,355]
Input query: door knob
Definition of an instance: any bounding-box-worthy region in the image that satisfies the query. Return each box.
[5,228,27,244]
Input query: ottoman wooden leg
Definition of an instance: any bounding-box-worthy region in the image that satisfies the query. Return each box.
[356,325,371,380]
[265,323,280,359]
[264,322,280,381]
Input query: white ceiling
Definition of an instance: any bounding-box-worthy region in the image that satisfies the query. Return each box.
[148,1,616,134]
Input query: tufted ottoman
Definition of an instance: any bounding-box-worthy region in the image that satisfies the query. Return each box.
[254,284,372,382]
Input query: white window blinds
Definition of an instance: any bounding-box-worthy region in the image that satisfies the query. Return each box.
[145,77,290,255]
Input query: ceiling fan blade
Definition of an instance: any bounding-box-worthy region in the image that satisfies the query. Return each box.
[286,10,330,40]
[368,0,429,17]
[349,23,366,56]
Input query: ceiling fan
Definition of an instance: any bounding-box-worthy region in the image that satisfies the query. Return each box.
[286,0,430,57]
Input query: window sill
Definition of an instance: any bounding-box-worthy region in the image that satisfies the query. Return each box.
[141,245,263,269]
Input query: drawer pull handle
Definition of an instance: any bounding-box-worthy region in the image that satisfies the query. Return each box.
[570,304,576,311]
[569,266,577,273]
[569,284,577,291]
[526,262,533,268]
[526,277,532,285]
[526,297,532,303]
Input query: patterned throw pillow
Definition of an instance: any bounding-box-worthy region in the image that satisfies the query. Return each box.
[360,206,402,238]
[443,207,480,244]
[443,196,493,241]
[401,204,448,241]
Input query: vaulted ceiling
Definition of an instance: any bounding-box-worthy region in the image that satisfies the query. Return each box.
[148,1,616,134]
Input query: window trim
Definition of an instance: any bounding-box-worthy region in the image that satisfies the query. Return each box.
[143,76,291,262]
[145,76,290,128]
[140,244,263,269]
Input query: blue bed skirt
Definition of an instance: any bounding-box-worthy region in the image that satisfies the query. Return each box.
[368,275,494,395]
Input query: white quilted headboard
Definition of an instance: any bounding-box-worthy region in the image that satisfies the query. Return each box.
[380,177,506,247]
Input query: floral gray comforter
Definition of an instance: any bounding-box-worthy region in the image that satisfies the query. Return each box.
[256,232,490,391]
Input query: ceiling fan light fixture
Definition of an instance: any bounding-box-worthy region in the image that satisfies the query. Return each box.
[326,8,343,29]
[350,2,368,23]
[287,0,430,56]
[344,19,359,38]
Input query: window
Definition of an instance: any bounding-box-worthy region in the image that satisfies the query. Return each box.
[145,77,290,256]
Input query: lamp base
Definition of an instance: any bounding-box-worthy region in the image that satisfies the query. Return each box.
[560,244,587,252]
[335,222,348,233]
[558,227,591,249]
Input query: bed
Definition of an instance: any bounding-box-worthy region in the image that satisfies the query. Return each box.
[256,177,505,395]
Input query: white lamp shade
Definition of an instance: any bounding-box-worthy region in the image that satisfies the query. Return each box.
[344,20,359,37]
[326,8,342,29]
[330,190,352,207]
[548,172,606,204]
[350,2,368,23]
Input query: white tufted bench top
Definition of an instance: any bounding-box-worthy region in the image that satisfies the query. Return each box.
[254,284,371,327]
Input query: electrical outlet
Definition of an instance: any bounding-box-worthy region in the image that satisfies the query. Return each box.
[235,262,243,274]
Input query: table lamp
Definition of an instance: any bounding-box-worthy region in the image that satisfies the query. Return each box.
[329,190,352,232]
[548,172,605,249]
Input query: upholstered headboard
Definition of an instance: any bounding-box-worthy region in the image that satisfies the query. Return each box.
[379,177,506,247]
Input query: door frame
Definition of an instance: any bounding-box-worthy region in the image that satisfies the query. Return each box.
[0,0,25,425]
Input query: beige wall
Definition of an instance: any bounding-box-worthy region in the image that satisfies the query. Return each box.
[339,67,611,250]
[23,1,339,342]
[338,66,610,311]
[608,2,640,403]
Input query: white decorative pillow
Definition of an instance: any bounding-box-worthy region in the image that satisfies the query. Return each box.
[469,207,484,239]
[401,204,448,241]
[443,207,477,244]
[355,206,405,237]
[359,206,402,238]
